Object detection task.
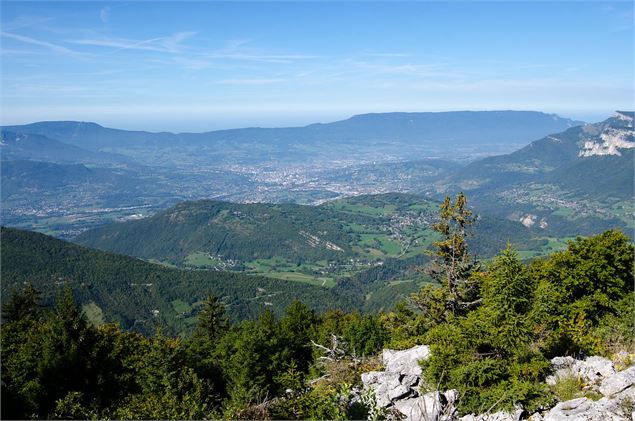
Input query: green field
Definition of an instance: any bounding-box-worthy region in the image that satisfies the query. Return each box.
[517,237,574,259]
[147,258,177,268]
[185,251,221,267]
[243,257,336,287]
[328,202,394,216]
[258,272,336,287]
[171,299,193,315]
[612,200,635,228]
[552,207,575,217]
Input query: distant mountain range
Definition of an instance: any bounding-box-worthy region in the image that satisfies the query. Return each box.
[1,110,631,243]
[2,111,583,166]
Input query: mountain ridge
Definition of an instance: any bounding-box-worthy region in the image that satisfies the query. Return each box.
[3,111,584,158]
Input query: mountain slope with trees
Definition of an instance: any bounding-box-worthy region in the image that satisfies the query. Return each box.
[0,227,359,335]
[2,201,632,420]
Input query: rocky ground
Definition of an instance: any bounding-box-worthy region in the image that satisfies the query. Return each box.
[360,345,635,421]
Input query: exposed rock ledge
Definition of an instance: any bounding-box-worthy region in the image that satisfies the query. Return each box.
[361,345,635,421]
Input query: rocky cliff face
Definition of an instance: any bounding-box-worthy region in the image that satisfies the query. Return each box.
[360,345,635,421]
[578,111,634,157]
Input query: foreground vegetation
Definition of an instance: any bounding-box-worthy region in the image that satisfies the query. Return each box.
[2,194,633,419]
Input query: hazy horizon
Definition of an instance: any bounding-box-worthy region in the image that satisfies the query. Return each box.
[2,1,633,132]
[0,108,619,133]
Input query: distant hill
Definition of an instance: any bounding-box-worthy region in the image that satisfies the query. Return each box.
[3,111,584,165]
[74,200,358,263]
[0,227,358,334]
[1,160,94,199]
[0,130,130,165]
[0,160,146,202]
[75,193,565,271]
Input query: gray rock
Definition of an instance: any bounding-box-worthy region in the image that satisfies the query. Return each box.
[527,413,544,421]
[460,407,523,421]
[547,355,615,387]
[388,384,412,401]
[362,345,433,410]
[361,371,383,386]
[544,397,595,419]
[600,366,635,397]
[578,356,616,384]
[550,356,577,371]
[401,374,420,388]
[394,391,454,421]
[383,345,430,377]
[362,371,401,407]
[543,396,630,420]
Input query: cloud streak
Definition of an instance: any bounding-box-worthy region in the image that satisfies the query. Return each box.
[217,78,285,85]
[69,32,196,54]
[1,31,82,56]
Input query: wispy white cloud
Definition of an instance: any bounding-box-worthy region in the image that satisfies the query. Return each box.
[1,15,54,31]
[1,31,82,56]
[69,31,196,54]
[204,52,319,64]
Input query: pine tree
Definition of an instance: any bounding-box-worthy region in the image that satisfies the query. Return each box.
[2,282,42,323]
[193,295,229,342]
[411,193,481,323]
[38,285,92,416]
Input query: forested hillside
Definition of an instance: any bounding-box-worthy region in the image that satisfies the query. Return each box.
[0,227,359,334]
[2,219,632,420]
[74,193,569,287]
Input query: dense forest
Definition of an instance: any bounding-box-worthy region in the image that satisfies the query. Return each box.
[0,227,360,334]
[2,194,633,420]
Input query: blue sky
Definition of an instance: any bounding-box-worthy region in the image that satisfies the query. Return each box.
[1,1,633,131]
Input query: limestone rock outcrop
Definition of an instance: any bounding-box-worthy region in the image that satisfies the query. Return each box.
[360,346,635,421]
[361,345,458,420]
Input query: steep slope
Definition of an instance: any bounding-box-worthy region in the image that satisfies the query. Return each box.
[443,111,633,197]
[543,148,634,200]
[437,112,634,236]
[0,227,359,334]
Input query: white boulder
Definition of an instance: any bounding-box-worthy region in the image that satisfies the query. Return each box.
[382,345,430,377]
[546,355,615,387]
[600,366,635,397]
[543,396,631,420]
